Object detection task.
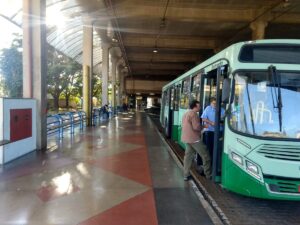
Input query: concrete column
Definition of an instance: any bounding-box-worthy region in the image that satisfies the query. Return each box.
[101,42,109,106]
[116,58,124,107]
[83,65,91,125]
[110,56,117,109]
[120,72,126,103]
[250,21,267,40]
[116,64,121,107]
[23,0,47,150]
[82,19,93,126]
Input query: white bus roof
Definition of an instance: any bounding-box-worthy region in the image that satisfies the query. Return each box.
[162,39,300,91]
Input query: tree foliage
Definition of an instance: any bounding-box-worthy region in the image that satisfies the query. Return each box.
[0,35,101,110]
[0,34,23,97]
[47,46,82,110]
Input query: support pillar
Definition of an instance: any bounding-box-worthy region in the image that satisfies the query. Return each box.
[116,64,121,107]
[83,65,91,125]
[23,0,47,150]
[116,58,124,107]
[120,72,126,103]
[82,19,93,126]
[250,21,267,40]
[110,56,117,109]
[101,42,109,106]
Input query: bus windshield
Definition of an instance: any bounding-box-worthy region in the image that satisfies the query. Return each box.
[229,70,300,139]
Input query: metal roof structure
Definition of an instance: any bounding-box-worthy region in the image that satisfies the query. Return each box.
[0,0,103,73]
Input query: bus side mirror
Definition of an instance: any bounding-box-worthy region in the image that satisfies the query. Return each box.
[222,78,231,104]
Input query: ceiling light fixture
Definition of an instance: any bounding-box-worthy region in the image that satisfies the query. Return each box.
[153,49,158,53]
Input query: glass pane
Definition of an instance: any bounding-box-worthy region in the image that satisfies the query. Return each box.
[191,74,201,101]
[0,1,23,98]
[239,44,300,64]
[170,88,175,110]
[180,78,190,109]
[230,71,300,139]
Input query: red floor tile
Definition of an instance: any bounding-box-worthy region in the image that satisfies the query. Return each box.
[90,148,152,186]
[78,190,158,225]
[118,134,146,146]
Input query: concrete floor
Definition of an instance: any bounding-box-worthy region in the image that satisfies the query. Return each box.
[0,112,213,225]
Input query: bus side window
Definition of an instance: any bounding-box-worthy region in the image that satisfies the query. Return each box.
[175,85,181,111]
[180,78,190,109]
[170,88,175,110]
[202,76,217,109]
[191,74,201,101]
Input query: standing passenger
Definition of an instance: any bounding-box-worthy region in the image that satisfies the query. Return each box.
[201,97,225,159]
[181,100,212,181]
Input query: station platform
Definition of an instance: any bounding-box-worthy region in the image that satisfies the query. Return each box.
[0,112,216,225]
[149,115,300,225]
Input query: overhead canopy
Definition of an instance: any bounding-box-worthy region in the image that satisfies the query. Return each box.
[0,0,104,73]
[2,0,300,82]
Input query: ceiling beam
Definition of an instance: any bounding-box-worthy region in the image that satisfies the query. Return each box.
[127,53,201,63]
[115,5,254,23]
[123,35,216,50]
[132,70,182,76]
[126,89,163,94]
[130,62,191,70]
[115,3,300,24]
[273,13,300,24]
[126,76,177,81]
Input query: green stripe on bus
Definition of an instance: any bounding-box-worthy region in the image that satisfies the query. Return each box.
[171,125,179,141]
[178,127,186,150]
[221,153,300,200]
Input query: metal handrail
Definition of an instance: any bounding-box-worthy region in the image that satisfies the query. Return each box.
[47,108,116,138]
[47,111,86,138]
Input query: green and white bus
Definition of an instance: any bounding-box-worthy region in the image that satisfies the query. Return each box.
[160,40,300,200]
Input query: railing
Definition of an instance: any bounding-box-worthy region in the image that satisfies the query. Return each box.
[47,111,86,138]
[47,107,121,138]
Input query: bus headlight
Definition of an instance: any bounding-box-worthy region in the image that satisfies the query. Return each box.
[246,160,261,179]
[231,152,243,166]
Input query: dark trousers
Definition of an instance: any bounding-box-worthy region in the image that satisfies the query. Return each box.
[196,131,214,165]
[203,131,215,160]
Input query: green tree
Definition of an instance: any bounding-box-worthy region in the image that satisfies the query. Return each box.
[62,62,82,108]
[72,73,102,107]
[92,74,102,99]
[47,46,82,110]
[0,35,23,97]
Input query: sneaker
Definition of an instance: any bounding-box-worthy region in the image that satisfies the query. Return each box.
[184,175,192,181]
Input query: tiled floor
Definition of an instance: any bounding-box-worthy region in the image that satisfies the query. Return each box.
[0,112,213,225]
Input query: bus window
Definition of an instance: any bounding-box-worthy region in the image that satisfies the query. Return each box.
[170,88,175,110]
[175,85,180,111]
[202,75,217,109]
[180,78,190,109]
[165,89,170,107]
[191,74,201,101]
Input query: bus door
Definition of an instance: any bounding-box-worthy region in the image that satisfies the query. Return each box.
[170,86,180,141]
[164,88,172,138]
[160,91,166,125]
[200,71,217,166]
[167,87,175,139]
[200,65,228,182]
[212,65,228,182]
